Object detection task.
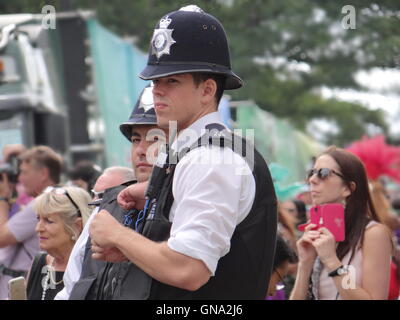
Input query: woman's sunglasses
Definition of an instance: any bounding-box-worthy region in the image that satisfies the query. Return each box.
[307,168,346,181]
[44,186,82,217]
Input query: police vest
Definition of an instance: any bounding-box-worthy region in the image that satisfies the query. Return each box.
[69,181,137,300]
[107,124,278,300]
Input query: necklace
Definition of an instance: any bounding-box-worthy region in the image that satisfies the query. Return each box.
[41,256,64,300]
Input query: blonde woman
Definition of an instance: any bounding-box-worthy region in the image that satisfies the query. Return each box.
[26,186,91,300]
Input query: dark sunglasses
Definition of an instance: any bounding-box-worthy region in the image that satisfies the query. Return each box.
[44,186,82,217]
[307,168,346,181]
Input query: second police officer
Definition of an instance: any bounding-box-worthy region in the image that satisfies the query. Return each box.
[58,85,164,299]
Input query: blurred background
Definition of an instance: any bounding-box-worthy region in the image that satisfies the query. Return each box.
[0,0,399,191]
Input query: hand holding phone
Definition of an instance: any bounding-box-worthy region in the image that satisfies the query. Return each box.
[298,203,345,242]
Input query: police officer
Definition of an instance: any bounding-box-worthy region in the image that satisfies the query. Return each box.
[55,85,165,299]
[90,5,277,299]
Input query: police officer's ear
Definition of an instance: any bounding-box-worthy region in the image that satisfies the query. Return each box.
[199,78,217,106]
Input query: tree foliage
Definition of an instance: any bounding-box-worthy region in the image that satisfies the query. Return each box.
[1,0,398,146]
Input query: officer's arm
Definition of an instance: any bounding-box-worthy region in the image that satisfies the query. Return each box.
[117,181,148,210]
[90,210,211,291]
[118,232,211,291]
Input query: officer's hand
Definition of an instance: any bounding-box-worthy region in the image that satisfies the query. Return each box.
[117,181,148,210]
[91,244,128,263]
[89,209,121,248]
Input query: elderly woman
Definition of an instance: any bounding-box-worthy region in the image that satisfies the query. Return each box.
[26,186,91,300]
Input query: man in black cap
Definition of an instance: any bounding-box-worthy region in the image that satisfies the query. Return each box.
[55,85,165,299]
[90,5,277,299]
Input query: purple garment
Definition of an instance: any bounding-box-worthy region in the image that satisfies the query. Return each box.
[395,229,400,246]
[8,202,21,219]
[0,200,40,299]
[266,287,286,300]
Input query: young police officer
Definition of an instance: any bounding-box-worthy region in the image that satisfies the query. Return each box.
[90,5,277,299]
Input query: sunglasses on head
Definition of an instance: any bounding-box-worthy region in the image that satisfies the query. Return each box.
[44,186,82,217]
[307,168,346,181]
[90,189,104,200]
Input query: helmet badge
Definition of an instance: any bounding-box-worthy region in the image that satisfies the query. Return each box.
[151,15,176,59]
[138,86,154,112]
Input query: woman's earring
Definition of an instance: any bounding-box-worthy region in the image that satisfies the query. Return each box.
[71,235,77,241]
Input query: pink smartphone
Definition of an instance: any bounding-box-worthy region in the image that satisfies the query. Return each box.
[310,203,345,242]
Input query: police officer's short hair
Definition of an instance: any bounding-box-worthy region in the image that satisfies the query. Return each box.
[191,72,225,105]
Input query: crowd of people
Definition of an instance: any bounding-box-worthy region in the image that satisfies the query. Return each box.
[0,5,399,301]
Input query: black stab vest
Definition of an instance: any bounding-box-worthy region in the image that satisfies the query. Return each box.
[68,182,136,300]
[108,124,278,300]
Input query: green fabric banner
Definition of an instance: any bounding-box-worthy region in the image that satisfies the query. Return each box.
[87,19,148,167]
[236,104,323,199]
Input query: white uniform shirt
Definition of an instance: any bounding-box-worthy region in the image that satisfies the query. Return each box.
[56,112,256,299]
[167,112,255,275]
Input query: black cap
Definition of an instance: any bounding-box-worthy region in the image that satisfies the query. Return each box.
[139,5,242,90]
[119,85,157,142]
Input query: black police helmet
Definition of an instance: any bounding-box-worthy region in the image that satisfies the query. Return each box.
[119,85,157,142]
[139,5,243,90]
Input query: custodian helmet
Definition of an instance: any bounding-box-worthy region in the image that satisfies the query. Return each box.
[139,5,243,90]
[119,85,157,142]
